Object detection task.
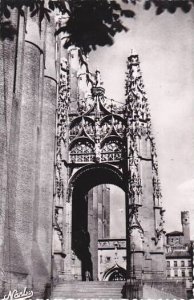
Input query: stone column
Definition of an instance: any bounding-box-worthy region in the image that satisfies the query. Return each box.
[2,11,44,293]
[88,187,99,281]
[139,134,166,279]
[125,204,144,280]
[63,183,73,280]
[0,9,25,295]
[125,133,144,281]
[103,185,110,238]
[53,27,72,280]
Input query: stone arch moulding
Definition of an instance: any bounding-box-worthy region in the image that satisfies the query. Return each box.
[102,264,127,281]
[69,163,126,194]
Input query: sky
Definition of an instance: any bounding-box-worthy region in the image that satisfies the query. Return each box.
[89,3,194,239]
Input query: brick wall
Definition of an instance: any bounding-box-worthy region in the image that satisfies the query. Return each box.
[0,11,57,298]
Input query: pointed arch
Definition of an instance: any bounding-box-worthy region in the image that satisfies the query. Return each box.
[70,116,95,129]
[69,163,125,193]
[102,264,126,281]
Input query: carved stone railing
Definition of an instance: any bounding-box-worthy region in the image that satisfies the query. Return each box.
[98,239,126,249]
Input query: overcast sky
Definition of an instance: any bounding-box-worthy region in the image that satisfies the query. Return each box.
[89,3,194,239]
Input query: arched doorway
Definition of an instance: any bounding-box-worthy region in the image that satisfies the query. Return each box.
[109,269,126,281]
[102,264,127,281]
[70,164,126,281]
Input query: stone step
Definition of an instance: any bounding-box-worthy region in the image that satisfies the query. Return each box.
[54,285,124,289]
[55,290,122,292]
[53,295,123,298]
[53,291,123,295]
[53,293,123,296]
[53,292,123,295]
[56,282,124,286]
[54,288,123,290]
[52,298,125,300]
[52,281,124,299]
[52,295,123,299]
[54,286,123,288]
[53,296,123,299]
[54,288,121,294]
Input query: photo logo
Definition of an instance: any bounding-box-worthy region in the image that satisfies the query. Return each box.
[2,287,33,300]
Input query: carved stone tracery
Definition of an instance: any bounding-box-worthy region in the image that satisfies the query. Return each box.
[128,205,144,246]
[154,208,165,245]
[70,141,95,163]
[101,139,123,162]
[55,59,70,202]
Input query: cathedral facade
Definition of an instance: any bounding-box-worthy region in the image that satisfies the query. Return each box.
[0,10,168,298]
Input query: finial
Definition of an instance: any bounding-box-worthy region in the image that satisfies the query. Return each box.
[128,49,139,65]
[95,69,103,87]
[130,48,138,56]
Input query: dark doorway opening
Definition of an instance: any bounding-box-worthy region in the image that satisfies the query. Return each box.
[71,164,125,281]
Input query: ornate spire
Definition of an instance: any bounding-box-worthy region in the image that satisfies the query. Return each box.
[125,53,147,206]
[125,52,150,127]
[125,52,164,247]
